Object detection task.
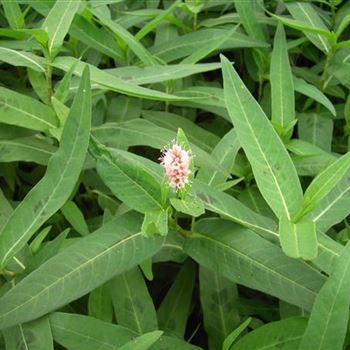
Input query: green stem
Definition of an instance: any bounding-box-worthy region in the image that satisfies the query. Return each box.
[320,50,334,92]
[193,12,197,31]
[46,62,53,102]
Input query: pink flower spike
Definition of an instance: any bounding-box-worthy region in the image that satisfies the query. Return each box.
[160,143,191,190]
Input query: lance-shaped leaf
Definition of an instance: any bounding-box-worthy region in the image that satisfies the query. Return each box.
[42,0,80,56]
[70,14,123,62]
[92,7,157,66]
[0,213,164,330]
[52,57,188,102]
[192,180,279,242]
[185,219,325,311]
[118,331,163,350]
[196,128,240,187]
[1,0,23,28]
[3,316,53,350]
[193,181,339,273]
[0,87,57,131]
[279,216,318,260]
[221,55,303,221]
[286,2,331,53]
[50,313,201,350]
[298,113,333,152]
[150,29,269,63]
[299,241,350,350]
[305,167,350,232]
[109,267,158,334]
[231,317,307,350]
[0,47,45,72]
[0,66,91,268]
[200,266,240,350]
[293,78,336,117]
[88,283,113,323]
[301,152,350,217]
[157,260,196,338]
[91,141,164,214]
[0,136,56,165]
[271,23,295,133]
[50,312,136,349]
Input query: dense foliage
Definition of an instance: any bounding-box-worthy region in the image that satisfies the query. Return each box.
[1,0,350,349]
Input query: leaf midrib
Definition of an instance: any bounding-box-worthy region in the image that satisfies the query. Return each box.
[0,48,45,72]
[0,88,88,266]
[0,232,143,322]
[226,63,293,220]
[102,153,163,211]
[193,233,320,299]
[0,99,55,129]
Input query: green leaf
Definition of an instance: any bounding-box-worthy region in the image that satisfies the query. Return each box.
[231,317,307,350]
[54,61,78,103]
[92,7,157,66]
[88,283,113,323]
[186,219,325,311]
[3,316,53,350]
[200,266,240,350]
[233,0,267,44]
[61,201,90,236]
[193,180,278,242]
[135,0,180,41]
[223,317,251,350]
[271,23,295,134]
[150,29,270,63]
[0,66,91,268]
[29,225,52,254]
[304,171,350,232]
[181,26,238,65]
[0,213,164,329]
[109,266,158,334]
[107,62,222,85]
[70,14,123,61]
[92,142,164,213]
[233,0,268,75]
[142,110,219,153]
[93,119,224,175]
[287,139,336,177]
[42,0,81,56]
[221,55,303,221]
[0,136,56,165]
[1,0,23,28]
[196,128,240,187]
[157,260,196,338]
[28,68,50,104]
[118,331,163,350]
[52,57,189,101]
[0,47,45,72]
[298,114,333,152]
[286,2,332,53]
[50,313,200,350]
[153,229,187,264]
[26,229,69,273]
[149,336,202,350]
[50,312,136,350]
[301,152,350,217]
[293,77,336,116]
[170,196,205,217]
[0,189,13,231]
[279,216,318,260]
[142,209,168,236]
[0,87,57,131]
[299,241,350,350]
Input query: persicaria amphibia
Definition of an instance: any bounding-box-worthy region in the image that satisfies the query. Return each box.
[160,143,191,190]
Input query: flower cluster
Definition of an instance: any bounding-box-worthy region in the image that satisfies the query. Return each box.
[160,143,191,190]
